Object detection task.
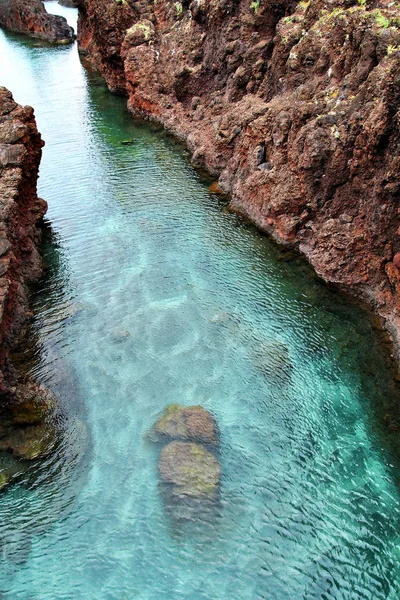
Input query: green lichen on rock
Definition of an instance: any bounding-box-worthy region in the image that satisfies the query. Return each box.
[159,441,220,498]
[125,20,154,46]
[174,1,183,17]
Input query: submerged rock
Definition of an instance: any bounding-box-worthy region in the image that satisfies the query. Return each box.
[11,380,56,425]
[0,379,58,470]
[0,423,56,460]
[0,0,75,44]
[252,339,293,384]
[150,405,221,523]
[151,404,219,445]
[159,441,220,499]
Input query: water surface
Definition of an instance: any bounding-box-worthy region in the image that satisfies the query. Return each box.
[1,4,400,598]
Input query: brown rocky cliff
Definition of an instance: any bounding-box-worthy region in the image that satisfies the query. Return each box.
[0,87,47,403]
[0,0,75,43]
[78,0,400,354]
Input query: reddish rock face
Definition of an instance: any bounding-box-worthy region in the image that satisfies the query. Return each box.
[0,0,75,43]
[78,0,400,354]
[0,88,47,404]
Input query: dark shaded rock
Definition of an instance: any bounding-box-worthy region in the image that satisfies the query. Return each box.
[151,404,219,445]
[158,441,220,499]
[0,0,75,44]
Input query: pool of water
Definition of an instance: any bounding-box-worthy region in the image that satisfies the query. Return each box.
[1,4,400,598]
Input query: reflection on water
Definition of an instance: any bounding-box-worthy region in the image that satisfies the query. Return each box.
[1,4,400,598]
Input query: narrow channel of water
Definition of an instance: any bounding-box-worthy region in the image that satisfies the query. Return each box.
[1,5,400,598]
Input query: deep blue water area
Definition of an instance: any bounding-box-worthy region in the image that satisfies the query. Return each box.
[1,4,400,598]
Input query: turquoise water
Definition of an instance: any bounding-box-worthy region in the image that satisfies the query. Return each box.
[1,4,400,598]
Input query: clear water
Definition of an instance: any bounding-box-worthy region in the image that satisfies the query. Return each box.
[1,4,400,598]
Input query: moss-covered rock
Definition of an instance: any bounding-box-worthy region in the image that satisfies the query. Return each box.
[151,404,219,445]
[158,441,220,498]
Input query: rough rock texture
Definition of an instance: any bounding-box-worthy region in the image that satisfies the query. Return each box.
[149,405,221,521]
[78,0,400,355]
[0,0,75,43]
[159,441,220,498]
[151,404,219,445]
[0,87,47,404]
[58,0,79,7]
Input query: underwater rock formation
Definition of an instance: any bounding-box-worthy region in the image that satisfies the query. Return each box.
[78,0,400,357]
[159,441,220,499]
[150,405,221,521]
[0,0,75,43]
[151,403,219,445]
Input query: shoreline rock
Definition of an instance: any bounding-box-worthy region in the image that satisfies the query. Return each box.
[0,87,47,404]
[77,0,400,362]
[0,0,75,44]
[0,88,60,488]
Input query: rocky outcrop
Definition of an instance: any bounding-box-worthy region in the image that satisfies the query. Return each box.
[78,0,400,356]
[0,89,59,490]
[0,87,47,403]
[0,0,75,43]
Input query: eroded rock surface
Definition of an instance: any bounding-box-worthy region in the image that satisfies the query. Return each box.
[0,0,75,43]
[0,87,47,404]
[78,0,400,356]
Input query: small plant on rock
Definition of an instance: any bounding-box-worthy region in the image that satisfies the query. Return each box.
[175,2,183,17]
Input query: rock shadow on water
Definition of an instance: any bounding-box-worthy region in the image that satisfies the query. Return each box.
[148,404,222,534]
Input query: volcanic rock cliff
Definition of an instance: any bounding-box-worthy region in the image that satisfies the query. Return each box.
[0,0,75,43]
[78,0,400,352]
[0,87,47,404]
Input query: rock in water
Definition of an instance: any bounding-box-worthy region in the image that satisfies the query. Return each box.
[0,0,75,43]
[151,404,219,445]
[0,423,56,460]
[11,380,56,425]
[158,441,220,499]
[149,405,221,524]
